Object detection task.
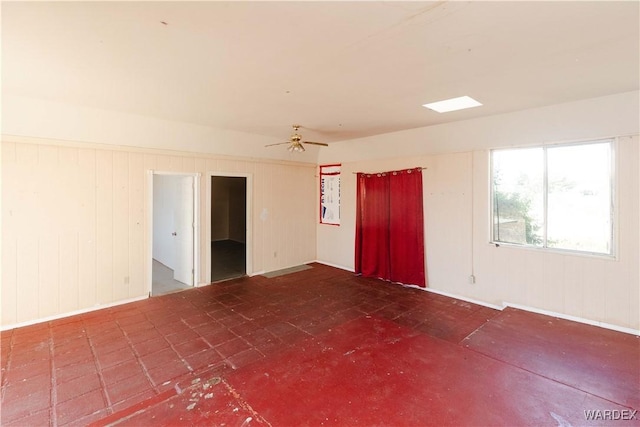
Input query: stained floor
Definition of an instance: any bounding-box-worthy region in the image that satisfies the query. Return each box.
[1,263,638,426]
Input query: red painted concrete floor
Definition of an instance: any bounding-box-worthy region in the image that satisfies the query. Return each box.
[1,263,638,426]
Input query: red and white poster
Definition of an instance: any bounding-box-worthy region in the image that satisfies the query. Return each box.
[319,164,341,225]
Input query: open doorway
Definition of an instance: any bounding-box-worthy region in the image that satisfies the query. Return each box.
[151,173,198,296]
[211,175,247,282]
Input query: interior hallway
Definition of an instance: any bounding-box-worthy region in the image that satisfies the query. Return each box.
[1,264,637,426]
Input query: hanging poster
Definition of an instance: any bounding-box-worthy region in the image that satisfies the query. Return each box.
[319,164,341,225]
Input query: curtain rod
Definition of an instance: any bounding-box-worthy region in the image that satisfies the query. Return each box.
[351,167,427,174]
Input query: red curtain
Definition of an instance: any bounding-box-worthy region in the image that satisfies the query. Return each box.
[355,168,426,287]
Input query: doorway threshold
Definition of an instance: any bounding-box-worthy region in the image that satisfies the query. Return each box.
[262,264,312,278]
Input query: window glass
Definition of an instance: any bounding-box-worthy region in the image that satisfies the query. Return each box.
[547,143,611,253]
[491,140,613,256]
[492,148,544,246]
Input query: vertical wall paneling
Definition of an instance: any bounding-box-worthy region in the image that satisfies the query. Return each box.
[128,153,145,297]
[561,255,584,320]
[155,155,171,172]
[542,252,565,313]
[14,144,40,322]
[245,172,255,275]
[471,149,490,295]
[264,164,276,272]
[96,150,114,304]
[280,166,291,267]
[2,138,319,328]
[582,258,608,323]
[58,147,80,313]
[276,165,289,267]
[78,148,97,308]
[2,238,18,325]
[112,152,130,301]
[605,136,639,327]
[423,153,473,295]
[635,135,640,327]
[252,162,265,273]
[182,157,196,173]
[37,145,60,317]
[16,237,39,323]
[288,167,296,266]
[2,142,18,324]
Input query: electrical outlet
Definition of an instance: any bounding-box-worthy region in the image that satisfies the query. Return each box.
[468,275,476,284]
[273,251,277,258]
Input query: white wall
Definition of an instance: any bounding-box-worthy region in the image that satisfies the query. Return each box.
[2,94,322,164]
[317,92,640,331]
[2,137,317,328]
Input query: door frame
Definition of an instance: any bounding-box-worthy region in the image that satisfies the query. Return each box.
[206,172,253,282]
[146,171,201,296]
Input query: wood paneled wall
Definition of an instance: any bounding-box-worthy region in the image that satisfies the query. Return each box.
[1,138,317,327]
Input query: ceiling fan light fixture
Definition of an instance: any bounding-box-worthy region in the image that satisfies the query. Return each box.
[422,96,482,113]
[265,124,326,152]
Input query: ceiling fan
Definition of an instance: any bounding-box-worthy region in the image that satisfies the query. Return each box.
[265,125,328,152]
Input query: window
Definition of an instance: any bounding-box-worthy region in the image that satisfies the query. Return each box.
[491,140,613,255]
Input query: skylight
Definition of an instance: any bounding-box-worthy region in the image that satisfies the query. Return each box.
[422,96,482,113]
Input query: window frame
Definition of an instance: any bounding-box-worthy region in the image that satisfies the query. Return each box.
[489,138,617,258]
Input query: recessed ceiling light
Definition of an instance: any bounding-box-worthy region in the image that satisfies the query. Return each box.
[422,96,482,113]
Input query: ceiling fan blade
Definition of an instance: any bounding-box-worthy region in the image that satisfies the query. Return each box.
[264,142,292,147]
[302,141,329,147]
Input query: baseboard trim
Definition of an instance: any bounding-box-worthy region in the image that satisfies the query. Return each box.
[503,302,640,336]
[314,260,355,272]
[423,287,504,311]
[256,260,318,276]
[249,270,266,277]
[0,295,149,331]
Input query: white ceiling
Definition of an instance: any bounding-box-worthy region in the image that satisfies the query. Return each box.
[2,1,639,144]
